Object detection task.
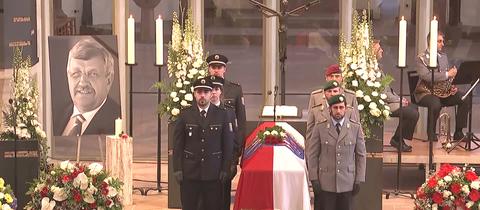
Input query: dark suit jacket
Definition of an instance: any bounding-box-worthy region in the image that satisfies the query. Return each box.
[53,97,120,136]
[173,105,234,181]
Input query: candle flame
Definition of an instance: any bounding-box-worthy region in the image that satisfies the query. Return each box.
[157,15,162,19]
[433,16,437,20]
[401,16,405,20]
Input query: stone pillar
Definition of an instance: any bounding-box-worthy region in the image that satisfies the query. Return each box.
[133,0,161,43]
[190,0,204,43]
[340,0,354,41]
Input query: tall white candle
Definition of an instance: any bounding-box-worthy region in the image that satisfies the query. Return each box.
[127,15,135,64]
[155,15,164,65]
[115,118,122,137]
[398,16,407,67]
[429,16,438,67]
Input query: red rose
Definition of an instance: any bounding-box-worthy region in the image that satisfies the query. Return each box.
[121,133,129,139]
[62,175,71,183]
[89,202,97,209]
[466,171,478,182]
[73,190,82,202]
[442,206,451,210]
[469,189,480,202]
[105,199,112,206]
[40,187,49,197]
[451,183,462,195]
[428,177,438,188]
[432,192,444,204]
[102,188,109,196]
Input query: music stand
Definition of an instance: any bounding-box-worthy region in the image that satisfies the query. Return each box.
[448,61,480,151]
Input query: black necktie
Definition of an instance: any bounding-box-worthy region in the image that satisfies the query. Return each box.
[336,122,341,134]
[200,110,206,118]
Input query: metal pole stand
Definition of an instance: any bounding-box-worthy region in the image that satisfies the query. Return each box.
[427,65,437,175]
[129,63,165,195]
[385,65,414,199]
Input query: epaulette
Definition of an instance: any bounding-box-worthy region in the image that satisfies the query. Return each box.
[349,117,360,124]
[346,105,354,109]
[311,88,323,95]
[227,80,241,86]
[344,88,355,94]
[316,118,328,124]
[418,54,428,66]
[312,103,325,110]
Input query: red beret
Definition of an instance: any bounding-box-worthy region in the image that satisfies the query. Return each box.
[324,64,341,76]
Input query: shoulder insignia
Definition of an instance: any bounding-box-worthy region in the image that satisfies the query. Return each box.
[346,105,354,109]
[344,89,355,94]
[227,80,241,86]
[311,89,323,95]
[349,118,360,124]
[312,103,324,109]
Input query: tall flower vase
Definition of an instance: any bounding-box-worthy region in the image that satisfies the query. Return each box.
[167,120,182,208]
[354,123,383,210]
[0,140,40,209]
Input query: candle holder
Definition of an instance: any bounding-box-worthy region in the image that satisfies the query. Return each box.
[385,65,414,199]
[427,65,438,176]
[126,63,137,136]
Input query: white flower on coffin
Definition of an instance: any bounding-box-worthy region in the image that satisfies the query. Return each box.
[442,190,451,198]
[264,131,271,136]
[171,108,180,116]
[40,197,56,210]
[467,201,474,208]
[358,104,364,111]
[371,91,379,97]
[73,172,89,190]
[432,204,438,210]
[271,130,278,136]
[87,184,98,195]
[355,90,364,98]
[471,181,480,190]
[351,80,358,87]
[185,93,193,101]
[443,176,452,182]
[51,186,67,201]
[280,132,286,137]
[462,185,470,194]
[363,95,371,102]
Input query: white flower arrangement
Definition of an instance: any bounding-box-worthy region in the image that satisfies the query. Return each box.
[155,11,208,120]
[0,47,49,175]
[339,10,393,138]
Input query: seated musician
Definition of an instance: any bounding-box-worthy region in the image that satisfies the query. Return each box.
[414,31,469,141]
[373,40,419,152]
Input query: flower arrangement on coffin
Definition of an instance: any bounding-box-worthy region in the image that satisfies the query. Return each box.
[257,126,287,145]
[0,177,18,210]
[154,10,208,120]
[25,161,123,210]
[415,164,480,210]
[339,10,393,138]
[0,47,48,174]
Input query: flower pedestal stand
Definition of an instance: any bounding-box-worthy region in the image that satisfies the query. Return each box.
[0,140,39,209]
[106,136,133,206]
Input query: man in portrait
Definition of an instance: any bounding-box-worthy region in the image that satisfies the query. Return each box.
[53,38,120,136]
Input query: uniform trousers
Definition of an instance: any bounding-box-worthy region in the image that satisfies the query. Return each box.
[390,104,419,140]
[318,190,353,210]
[181,179,222,210]
[417,92,469,140]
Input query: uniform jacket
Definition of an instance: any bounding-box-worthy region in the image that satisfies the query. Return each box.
[306,111,366,193]
[306,88,359,142]
[173,104,234,181]
[223,79,246,162]
[414,50,450,102]
[219,102,241,165]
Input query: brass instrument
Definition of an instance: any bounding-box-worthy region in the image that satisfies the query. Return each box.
[439,112,452,150]
[418,78,456,98]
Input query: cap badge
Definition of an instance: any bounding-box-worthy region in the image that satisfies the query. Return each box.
[201,79,206,84]
[214,55,220,59]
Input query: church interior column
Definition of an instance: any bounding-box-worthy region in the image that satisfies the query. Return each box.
[262,0,279,106]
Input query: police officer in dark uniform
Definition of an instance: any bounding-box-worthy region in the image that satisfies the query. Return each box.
[207,75,240,209]
[173,78,234,210]
[207,53,246,181]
